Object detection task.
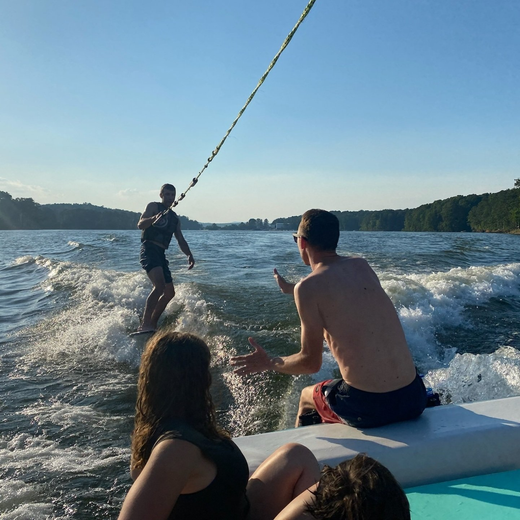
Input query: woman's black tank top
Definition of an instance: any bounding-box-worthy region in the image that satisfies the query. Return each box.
[152,420,250,520]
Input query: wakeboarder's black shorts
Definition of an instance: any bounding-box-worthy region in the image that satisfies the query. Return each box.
[139,242,172,284]
[313,372,427,428]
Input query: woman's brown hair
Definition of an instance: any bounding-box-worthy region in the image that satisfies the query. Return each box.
[131,330,228,472]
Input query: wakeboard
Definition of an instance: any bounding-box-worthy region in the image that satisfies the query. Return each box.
[129,330,156,337]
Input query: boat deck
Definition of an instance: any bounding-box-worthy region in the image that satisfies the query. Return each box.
[235,396,520,488]
[406,469,520,519]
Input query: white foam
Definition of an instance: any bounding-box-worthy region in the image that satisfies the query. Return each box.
[23,303,142,369]
[217,328,294,435]
[381,262,520,369]
[0,479,49,517]
[0,502,55,520]
[171,284,212,337]
[222,369,266,435]
[20,400,127,432]
[0,432,128,519]
[424,346,520,404]
[12,255,40,266]
[1,433,127,473]
[11,257,220,373]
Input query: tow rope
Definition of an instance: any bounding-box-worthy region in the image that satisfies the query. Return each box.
[172,0,318,208]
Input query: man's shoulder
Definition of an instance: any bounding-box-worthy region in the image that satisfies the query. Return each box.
[337,255,372,272]
[140,201,161,218]
[295,271,324,298]
[146,201,162,211]
[303,256,372,286]
[312,255,369,275]
[340,254,367,264]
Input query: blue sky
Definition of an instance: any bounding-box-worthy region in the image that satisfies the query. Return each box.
[1,0,519,223]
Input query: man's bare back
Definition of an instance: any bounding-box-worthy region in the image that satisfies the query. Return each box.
[296,255,416,393]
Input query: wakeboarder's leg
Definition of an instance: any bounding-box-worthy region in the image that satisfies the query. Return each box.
[295,385,316,428]
[139,266,166,332]
[150,282,174,330]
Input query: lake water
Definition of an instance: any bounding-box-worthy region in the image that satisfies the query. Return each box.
[1,229,520,519]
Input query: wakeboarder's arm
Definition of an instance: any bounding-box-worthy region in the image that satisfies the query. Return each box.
[137,202,161,230]
[274,268,296,295]
[174,221,195,270]
[231,282,323,376]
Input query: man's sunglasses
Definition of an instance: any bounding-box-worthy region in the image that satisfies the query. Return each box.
[292,233,307,243]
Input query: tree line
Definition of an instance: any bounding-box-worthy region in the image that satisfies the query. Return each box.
[206,218,270,231]
[0,192,202,230]
[2,184,520,232]
[272,186,520,233]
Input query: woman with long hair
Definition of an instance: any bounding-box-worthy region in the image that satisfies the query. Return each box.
[118,330,320,520]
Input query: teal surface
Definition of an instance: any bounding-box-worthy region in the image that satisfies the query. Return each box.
[406,470,520,519]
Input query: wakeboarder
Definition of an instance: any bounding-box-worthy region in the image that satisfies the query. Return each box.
[135,183,195,334]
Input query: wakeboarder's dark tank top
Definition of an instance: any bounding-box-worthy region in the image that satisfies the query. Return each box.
[141,203,179,249]
[152,419,250,520]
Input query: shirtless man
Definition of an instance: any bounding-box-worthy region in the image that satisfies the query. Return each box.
[136,184,195,333]
[231,209,426,428]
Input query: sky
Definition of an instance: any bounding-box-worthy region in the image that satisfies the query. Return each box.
[1,0,519,223]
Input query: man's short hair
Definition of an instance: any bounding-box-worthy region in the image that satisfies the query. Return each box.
[160,183,176,194]
[299,209,339,251]
[307,453,410,520]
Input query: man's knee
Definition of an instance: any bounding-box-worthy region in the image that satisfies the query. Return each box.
[163,284,175,301]
[299,385,315,409]
[278,442,316,462]
[297,385,322,427]
[149,282,166,298]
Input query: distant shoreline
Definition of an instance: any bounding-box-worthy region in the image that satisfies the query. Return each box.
[2,187,520,233]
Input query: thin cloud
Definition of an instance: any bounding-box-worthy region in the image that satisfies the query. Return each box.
[0,177,51,197]
[117,189,139,198]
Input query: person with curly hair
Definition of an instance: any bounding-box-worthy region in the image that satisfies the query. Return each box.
[274,453,410,520]
[118,330,320,520]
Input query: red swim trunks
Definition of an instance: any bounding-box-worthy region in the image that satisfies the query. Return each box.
[312,379,342,424]
[312,375,427,428]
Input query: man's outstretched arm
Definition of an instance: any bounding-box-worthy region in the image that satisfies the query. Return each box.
[231,281,324,376]
[230,337,322,376]
[273,268,296,295]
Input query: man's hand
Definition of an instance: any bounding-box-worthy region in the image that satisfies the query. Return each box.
[274,268,295,295]
[230,337,273,376]
[187,254,195,270]
[152,212,164,225]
